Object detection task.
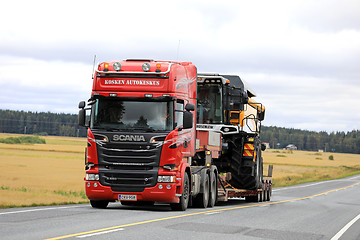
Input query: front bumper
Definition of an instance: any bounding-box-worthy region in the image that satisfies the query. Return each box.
[85,181,180,203]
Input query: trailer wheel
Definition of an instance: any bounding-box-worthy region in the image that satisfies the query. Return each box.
[171,173,190,211]
[245,193,261,202]
[90,200,109,209]
[193,173,209,208]
[263,181,268,201]
[267,181,272,201]
[208,171,217,208]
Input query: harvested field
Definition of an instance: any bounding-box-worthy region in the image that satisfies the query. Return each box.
[263,149,360,187]
[1,133,359,208]
[0,133,87,208]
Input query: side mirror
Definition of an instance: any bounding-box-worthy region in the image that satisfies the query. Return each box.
[78,108,86,127]
[185,103,195,112]
[258,110,265,121]
[183,111,193,129]
[261,143,266,151]
[78,101,86,109]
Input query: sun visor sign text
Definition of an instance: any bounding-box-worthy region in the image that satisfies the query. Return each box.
[104,79,160,86]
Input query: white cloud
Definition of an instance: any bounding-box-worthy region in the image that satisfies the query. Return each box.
[0,0,360,132]
[0,56,92,113]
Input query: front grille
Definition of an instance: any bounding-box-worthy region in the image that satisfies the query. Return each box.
[97,142,162,192]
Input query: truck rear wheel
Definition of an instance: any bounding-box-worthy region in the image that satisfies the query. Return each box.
[193,173,209,208]
[171,173,189,211]
[208,170,217,208]
[90,200,109,209]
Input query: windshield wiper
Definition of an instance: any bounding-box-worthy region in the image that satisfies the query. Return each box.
[92,127,121,132]
[126,127,156,132]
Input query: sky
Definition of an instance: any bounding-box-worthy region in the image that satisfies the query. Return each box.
[1,0,359,133]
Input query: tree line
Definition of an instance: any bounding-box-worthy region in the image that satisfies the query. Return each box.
[0,109,359,154]
[261,126,360,154]
[0,110,87,137]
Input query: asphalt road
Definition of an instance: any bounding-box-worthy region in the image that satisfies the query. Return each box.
[1,175,360,240]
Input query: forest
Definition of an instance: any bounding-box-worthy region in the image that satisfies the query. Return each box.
[0,109,359,154]
[0,110,87,138]
[261,126,360,154]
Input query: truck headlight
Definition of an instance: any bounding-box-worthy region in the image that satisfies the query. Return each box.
[142,63,151,72]
[86,174,99,181]
[157,175,176,183]
[113,62,121,71]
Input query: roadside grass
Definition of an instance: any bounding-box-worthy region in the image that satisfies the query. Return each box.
[1,133,360,208]
[263,149,360,187]
[0,133,88,209]
[0,135,46,144]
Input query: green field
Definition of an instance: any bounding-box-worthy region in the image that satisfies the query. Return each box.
[0,133,87,208]
[263,149,360,187]
[0,133,359,208]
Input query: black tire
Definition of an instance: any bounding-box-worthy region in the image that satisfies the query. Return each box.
[90,200,109,209]
[245,196,252,202]
[193,173,209,208]
[229,138,263,190]
[263,181,268,201]
[171,173,190,211]
[267,181,272,201]
[245,193,261,202]
[208,171,217,208]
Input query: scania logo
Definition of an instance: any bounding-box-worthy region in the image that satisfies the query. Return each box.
[113,135,146,142]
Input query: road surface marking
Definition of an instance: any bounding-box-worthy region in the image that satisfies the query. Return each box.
[347,175,360,180]
[330,212,360,240]
[45,181,360,240]
[205,211,220,215]
[273,181,325,192]
[76,228,124,238]
[273,176,360,192]
[0,205,82,216]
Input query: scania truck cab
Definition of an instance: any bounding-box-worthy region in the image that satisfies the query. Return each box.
[79,59,197,210]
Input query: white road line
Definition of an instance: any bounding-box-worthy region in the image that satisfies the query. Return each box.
[330,213,360,240]
[0,205,82,215]
[205,212,220,215]
[273,181,325,192]
[76,228,124,238]
[347,175,360,180]
[273,176,360,192]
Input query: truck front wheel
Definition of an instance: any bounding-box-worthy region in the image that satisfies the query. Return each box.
[171,173,190,211]
[90,200,109,209]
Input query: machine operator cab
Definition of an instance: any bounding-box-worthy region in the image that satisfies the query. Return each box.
[196,73,264,134]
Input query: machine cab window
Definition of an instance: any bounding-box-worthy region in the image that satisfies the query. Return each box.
[197,84,223,124]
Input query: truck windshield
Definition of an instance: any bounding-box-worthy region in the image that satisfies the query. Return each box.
[91,99,174,131]
[197,84,223,124]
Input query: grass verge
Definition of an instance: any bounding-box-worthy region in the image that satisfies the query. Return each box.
[269,165,360,187]
[1,134,360,208]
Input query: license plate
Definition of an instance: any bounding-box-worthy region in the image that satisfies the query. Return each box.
[119,195,137,201]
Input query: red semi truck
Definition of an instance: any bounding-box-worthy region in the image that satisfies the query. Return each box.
[78,59,271,210]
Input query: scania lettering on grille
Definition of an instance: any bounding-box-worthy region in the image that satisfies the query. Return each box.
[113,135,146,142]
